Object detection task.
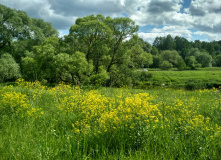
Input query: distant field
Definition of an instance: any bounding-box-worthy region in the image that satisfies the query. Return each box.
[142,67,221,89]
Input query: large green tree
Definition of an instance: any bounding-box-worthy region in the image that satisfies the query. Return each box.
[0,4,31,49]
[69,14,139,86]
[0,4,59,65]
[104,16,139,72]
[69,14,112,72]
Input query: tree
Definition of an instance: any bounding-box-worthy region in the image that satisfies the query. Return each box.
[0,53,21,82]
[89,66,109,86]
[151,46,159,55]
[187,48,201,57]
[192,40,202,50]
[139,52,153,68]
[153,37,165,50]
[0,4,31,49]
[22,42,57,82]
[69,14,139,86]
[21,53,38,81]
[128,44,152,68]
[126,34,152,53]
[176,56,186,70]
[0,4,59,66]
[161,50,182,67]
[22,41,94,84]
[104,16,139,72]
[163,35,176,50]
[185,56,200,70]
[153,35,176,51]
[31,18,58,40]
[69,14,112,72]
[174,36,191,59]
[108,64,135,87]
[53,53,73,82]
[150,55,162,68]
[196,52,212,67]
[216,55,221,67]
[69,51,94,85]
[160,61,173,70]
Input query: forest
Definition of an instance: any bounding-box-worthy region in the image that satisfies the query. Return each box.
[1,4,221,87]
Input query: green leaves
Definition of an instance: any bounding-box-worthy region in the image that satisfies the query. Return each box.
[0,4,58,52]
[68,14,139,86]
[128,44,153,68]
[0,53,21,82]
[0,4,31,48]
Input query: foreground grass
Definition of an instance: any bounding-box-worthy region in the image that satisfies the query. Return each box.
[0,79,221,159]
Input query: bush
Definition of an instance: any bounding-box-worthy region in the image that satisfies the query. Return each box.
[0,53,21,82]
[90,67,110,86]
[160,61,173,70]
[139,71,153,81]
[184,81,221,90]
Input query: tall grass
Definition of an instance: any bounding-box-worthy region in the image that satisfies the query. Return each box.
[0,79,221,159]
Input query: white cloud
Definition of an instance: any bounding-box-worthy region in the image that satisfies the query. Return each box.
[129,0,185,26]
[188,0,221,33]
[0,0,220,42]
[193,31,221,41]
[139,26,193,44]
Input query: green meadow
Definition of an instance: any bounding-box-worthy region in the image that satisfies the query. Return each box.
[137,67,221,89]
[0,79,221,159]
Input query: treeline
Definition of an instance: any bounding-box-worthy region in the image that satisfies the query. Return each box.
[1,4,221,86]
[152,35,221,70]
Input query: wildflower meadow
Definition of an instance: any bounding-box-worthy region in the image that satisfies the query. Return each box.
[0,79,221,159]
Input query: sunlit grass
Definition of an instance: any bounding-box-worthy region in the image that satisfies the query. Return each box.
[0,79,221,159]
[146,67,221,89]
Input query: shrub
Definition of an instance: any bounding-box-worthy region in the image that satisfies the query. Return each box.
[0,53,21,82]
[160,61,173,70]
[139,71,153,81]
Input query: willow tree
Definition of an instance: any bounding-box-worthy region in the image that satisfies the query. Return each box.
[69,14,139,73]
[69,14,112,73]
[0,4,31,49]
[104,16,139,72]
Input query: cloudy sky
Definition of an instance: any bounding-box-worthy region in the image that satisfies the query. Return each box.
[1,0,221,44]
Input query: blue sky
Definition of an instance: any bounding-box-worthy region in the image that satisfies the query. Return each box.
[1,0,221,44]
[180,0,191,13]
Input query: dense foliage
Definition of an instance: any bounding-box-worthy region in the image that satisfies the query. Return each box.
[1,4,221,87]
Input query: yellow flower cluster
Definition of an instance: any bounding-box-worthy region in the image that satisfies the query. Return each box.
[58,88,161,135]
[161,94,221,138]
[0,84,43,118]
[16,78,46,90]
[1,91,30,115]
[1,79,221,143]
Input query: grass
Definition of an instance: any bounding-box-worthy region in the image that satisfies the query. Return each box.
[0,79,221,159]
[141,67,221,89]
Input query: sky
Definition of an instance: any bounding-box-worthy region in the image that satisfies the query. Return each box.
[1,0,221,44]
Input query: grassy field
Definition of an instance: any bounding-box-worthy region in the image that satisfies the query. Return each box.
[140,67,221,89]
[1,79,221,159]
